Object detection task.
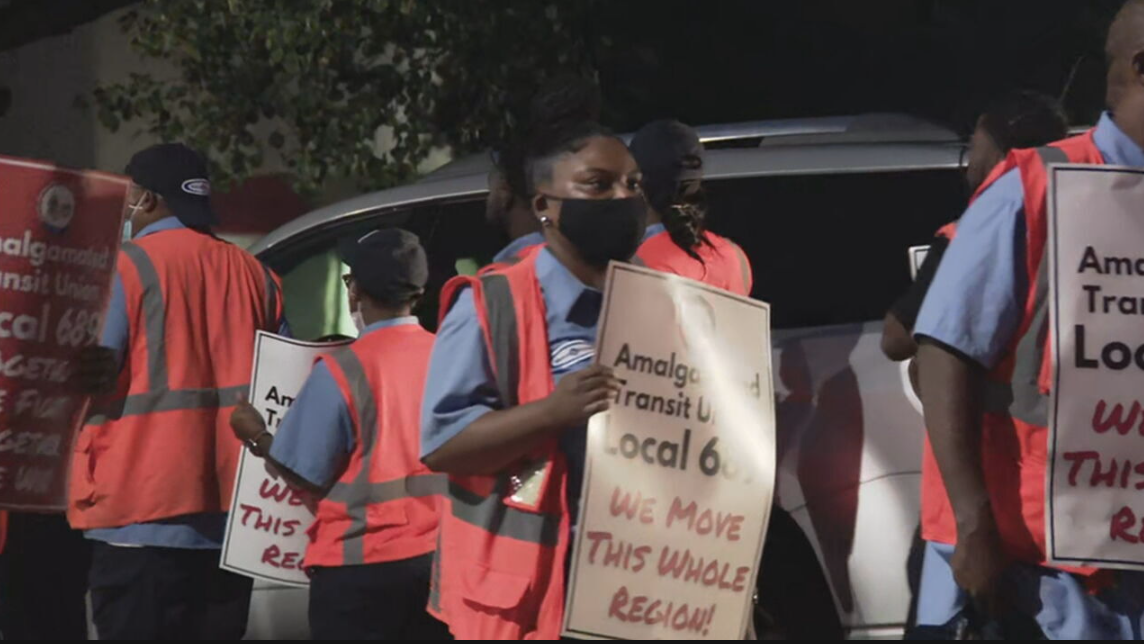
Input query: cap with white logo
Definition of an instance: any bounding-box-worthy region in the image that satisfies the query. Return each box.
[126,143,217,227]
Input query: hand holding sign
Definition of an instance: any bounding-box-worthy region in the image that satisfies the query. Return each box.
[545,365,623,425]
[563,264,775,640]
[221,332,352,586]
[230,394,270,455]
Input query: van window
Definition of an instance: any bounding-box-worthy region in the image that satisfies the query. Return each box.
[704,169,966,329]
[267,196,502,338]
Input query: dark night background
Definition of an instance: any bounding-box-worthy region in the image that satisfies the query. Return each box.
[0,0,1127,139]
[595,0,1123,134]
[582,0,1121,135]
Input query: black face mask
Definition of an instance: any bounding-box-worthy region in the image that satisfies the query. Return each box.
[546,196,647,268]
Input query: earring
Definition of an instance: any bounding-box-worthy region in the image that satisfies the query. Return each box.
[539,215,552,227]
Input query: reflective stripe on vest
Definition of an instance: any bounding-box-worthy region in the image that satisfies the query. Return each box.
[429,529,444,612]
[481,273,520,407]
[440,272,559,545]
[321,347,447,565]
[979,146,1069,426]
[447,478,560,546]
[88,242,252,424]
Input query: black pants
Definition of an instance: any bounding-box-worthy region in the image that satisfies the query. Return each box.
[88,543,252,640]
[0,512,92,640]
[309,553,452,640]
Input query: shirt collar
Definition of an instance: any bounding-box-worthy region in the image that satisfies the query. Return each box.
[360,316,419,337]
[644,223,666,242]
[1094,112,1144,168]
[535,247,600,325]
[135,216,185,240]
[492,231,545,264]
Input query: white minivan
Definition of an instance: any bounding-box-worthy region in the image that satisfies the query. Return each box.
[244,113,970,639]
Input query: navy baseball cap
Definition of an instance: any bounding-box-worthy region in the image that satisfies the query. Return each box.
[125,143,217,227]
[337,228,428,303]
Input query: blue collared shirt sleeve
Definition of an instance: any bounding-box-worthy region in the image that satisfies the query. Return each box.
[101,272,129,369]
[914,169,1028,369]
[268,362,355,489]
[420,288,501,459]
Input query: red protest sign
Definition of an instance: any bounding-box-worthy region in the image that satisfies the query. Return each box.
[0,155,127,512]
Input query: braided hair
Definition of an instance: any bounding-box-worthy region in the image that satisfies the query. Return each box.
[629,119,712,262]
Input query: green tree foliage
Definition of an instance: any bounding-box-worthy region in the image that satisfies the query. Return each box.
[92,0,601,196]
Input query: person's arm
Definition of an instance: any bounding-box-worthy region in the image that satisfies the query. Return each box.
[420,288,619,475]
[916,339,1007,602]
[911,170,1026,607]
[239,424,325,497]
[881,312,917,362]
[424,365,619,475]
[230,362,354,497]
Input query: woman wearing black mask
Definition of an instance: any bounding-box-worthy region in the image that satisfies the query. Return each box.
[419,118,643,639]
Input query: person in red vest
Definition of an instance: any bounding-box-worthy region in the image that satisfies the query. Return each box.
[912,2,1144,637]
[420,114,641,638]
[72,143,287,639]
[881,91,1068,365]
[230,228,450,640]
[630,119,754,296]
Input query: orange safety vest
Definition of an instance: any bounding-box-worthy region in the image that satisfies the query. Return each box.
[482,230,754,297]
[478,241,541,276]
[919,131,1105,572]
[636,229,753,296]
[934,222,957,241]
[68,227,285,530]
[304,323,444,568]
[429,246,568,640]
[928,159,1012,241]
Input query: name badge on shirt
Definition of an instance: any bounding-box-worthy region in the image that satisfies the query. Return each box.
[510,458,549,507]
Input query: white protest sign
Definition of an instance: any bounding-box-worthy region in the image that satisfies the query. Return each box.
[1048,165,1144,570]
[908,245,931,281]
[563,264,775,640]
[221,331,352,586]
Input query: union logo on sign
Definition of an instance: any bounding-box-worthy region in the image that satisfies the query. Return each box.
[37,183,75,232]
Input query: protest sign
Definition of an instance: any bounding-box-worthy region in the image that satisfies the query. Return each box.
[221,331,351,586]
[0,156,127,511]
[1048,165,1144,570]
[563,263,775,640]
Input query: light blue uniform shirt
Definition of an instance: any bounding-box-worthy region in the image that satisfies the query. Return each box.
[913,113,1144,638]
[87,217,290,549]
[916,112,1144,368]
[269,317,420,489]
[491,232,545,264]
[421,248,600,523]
